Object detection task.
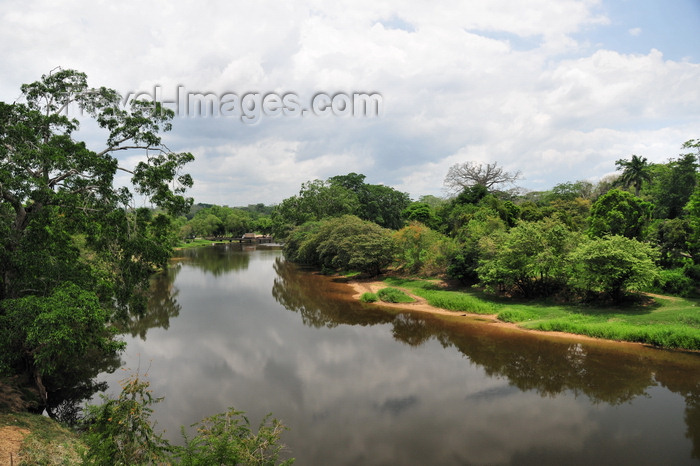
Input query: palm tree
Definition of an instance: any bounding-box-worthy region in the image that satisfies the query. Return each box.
[615,154,652,197]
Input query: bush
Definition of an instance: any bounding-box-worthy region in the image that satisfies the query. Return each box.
[284,215,396,276]
[392,222,455,276]
[82,373,293,465]
[652,268,696,297]
[175,409,293,465]
[377,287,415,303]
[567,235,659,303]
[360,292,378,303]
[81,373,170,465]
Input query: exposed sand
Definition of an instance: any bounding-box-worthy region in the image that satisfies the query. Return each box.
[0,426,29,466]
[348,280,648,348]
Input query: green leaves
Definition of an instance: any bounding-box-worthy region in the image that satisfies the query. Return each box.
[283,215,396,276]
[82,373,293,465]
[588,189,653,239]
[0,282,124,382]
[82,373,170,465]
[568,235,660,302]
[476,219,581,297]
[0,68,194,409]
[272,173,411,239]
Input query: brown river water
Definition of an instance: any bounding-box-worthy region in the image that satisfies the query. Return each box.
[98,244,700,465]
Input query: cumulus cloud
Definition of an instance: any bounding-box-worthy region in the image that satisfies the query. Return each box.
[1,0,698,204]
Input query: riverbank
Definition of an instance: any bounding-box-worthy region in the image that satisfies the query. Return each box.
[0,412,83,465]
[349,277,700,351]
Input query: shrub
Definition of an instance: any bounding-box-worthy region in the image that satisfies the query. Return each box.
[392,222,456,276]
[652,268,696,297]
[360,292,378,303]
[175,409,293,465]
[83,373,294,465]
[377,287,415,303]
[567,235,659,303]
[81,373,170,465]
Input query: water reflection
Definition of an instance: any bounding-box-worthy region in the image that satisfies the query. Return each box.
[101,246,700,464]
[271,254,700,461]
[179,244,251,275]
[272,257,394,328]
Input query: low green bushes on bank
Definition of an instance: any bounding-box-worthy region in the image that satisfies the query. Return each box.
[360,292,378,303]
[176,238,218,249]
[378,277,700,351]
[377,287,415,303]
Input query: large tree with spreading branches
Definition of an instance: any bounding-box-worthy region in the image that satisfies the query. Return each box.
[444,161,521,194]
[0,68,194,412]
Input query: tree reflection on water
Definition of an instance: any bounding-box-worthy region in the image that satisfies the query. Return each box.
[271,256,700,458]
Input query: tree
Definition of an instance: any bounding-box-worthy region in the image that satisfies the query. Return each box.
[329,173,410,229]
[401,202,441,230]
[685,177,700,262]
[444,161,521,194]
[361,183,411,230]
[648,218,693,268]
[476,219,581,297]
[568,235,659,303]
[392,222,455,276]
[0,68,193,410]
[273,173,410,237]
[271,180,358,238]
[447,206,507,283]
[315,216,396,276]
[588,189,653,240]
[0,68,193,301]
[615,154,652,197]
[651,146,699,219]
[0,283,124,409]
[283,215,396,276]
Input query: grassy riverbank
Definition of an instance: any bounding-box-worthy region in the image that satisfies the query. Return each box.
[0,412,84,465]
[383,277,700,351]
[175,238,219,249]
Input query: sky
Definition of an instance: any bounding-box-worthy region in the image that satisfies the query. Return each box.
[1,0,699,206]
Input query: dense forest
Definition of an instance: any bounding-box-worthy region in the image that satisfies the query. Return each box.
[275,146,700,303]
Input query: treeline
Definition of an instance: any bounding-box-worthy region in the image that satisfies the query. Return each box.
[280,140,700,302]
[175,203,275,239]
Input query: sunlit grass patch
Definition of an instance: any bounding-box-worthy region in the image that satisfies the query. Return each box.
[360,292,378,303]
[379,276,700,350]
[377,287,415,303]
[383,278,497,314]
[176,238,217,249]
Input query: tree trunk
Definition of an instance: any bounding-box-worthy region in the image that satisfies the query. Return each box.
[33,368,48,407]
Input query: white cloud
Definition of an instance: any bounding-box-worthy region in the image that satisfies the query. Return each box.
[1,0,698,205]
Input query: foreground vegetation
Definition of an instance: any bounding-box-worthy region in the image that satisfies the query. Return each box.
[0,411,84,465]
[381,278,700,350]
[0,374,292,465]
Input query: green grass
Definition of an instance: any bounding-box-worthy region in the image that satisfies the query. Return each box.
[384,277,497,314]
[176,238,218,249]
[380,277,700,350]
[360,292,378,303]
[377,287,415,303]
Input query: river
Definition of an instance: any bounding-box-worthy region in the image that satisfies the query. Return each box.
[98,244,700,465]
